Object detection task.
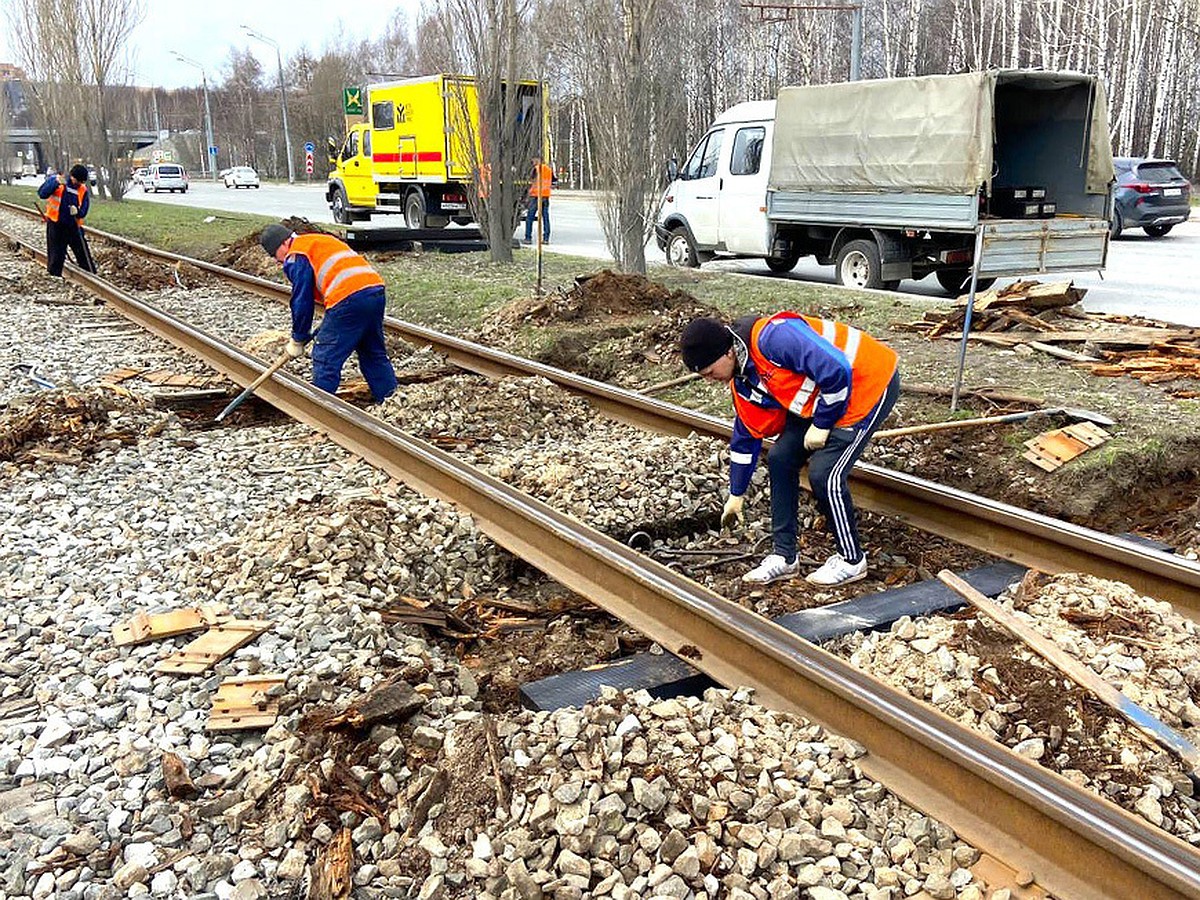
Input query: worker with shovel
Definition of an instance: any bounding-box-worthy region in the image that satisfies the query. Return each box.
[258,224,397,403]
[681,312,899,587]
[38,164,96,276]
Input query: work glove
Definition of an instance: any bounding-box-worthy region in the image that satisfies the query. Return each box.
[68,205,79,216]
[721,494,745,530]
[284,338,306,359]
[804,426,831,452]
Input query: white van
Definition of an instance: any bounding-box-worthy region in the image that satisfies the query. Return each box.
[145,163,188,194]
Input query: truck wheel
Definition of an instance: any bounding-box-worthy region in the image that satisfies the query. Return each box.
[935,270,996,295]
[765,253,800,273]
[405,192,426,229]
[1143,224,1173,237]
[836,239,887,290]
[330,186,352,225]
[1109,210,1123,240]
[666,228,700,268]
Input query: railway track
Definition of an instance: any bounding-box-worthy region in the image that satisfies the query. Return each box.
[4,216,1200,897]
[3,199,1198,614]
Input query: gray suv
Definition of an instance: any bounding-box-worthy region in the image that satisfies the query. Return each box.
[1111,157,1191,238]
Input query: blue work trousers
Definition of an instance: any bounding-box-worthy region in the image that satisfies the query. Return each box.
[767,371,900,563]
[524,197,550,242]
[311,287,398,402]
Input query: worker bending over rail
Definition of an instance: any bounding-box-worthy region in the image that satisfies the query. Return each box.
[259,224,397,402]
[681,312,899,587]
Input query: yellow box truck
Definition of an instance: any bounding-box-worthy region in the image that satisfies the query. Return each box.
[326,73,545,229]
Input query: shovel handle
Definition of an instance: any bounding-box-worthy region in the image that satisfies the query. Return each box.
[215,350,293,422]
[874,409,1044,439]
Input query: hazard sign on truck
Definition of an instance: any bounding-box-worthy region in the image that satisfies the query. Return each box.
[325,73,546,228]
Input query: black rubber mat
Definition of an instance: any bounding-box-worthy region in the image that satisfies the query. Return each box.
[519,561,1026,711]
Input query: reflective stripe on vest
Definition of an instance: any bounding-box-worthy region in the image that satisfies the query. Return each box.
[45,182,87,224]
[731,311,897,438]
[288,233,384,308]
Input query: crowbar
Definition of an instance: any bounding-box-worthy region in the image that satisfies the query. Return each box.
[875,406,1115,440]
[214,350,293,423]
[11,363,56,389]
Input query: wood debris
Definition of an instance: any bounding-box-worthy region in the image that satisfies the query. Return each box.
[207,675,286,732]
[897,279,1200,390]
[320,679,423,731]
[112,604,229,646]
[1023,422,1110,472]
[162,751,199,799]
[309,827,353,900]
[378,593,601,642]
[154,619,273,675]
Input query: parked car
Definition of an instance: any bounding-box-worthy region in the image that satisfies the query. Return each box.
[86,165,98,186]
[1111,157,1191,238]
[223,166,260,189]
[144,163,188,193]
[132,167,149,186]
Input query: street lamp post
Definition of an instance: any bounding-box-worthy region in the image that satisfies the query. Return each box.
[243,26,295,184]
[172,52,218,181]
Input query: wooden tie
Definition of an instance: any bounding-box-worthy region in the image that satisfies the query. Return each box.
[207,675,286,732]
[113,604,229,647]
[154,619,273,675]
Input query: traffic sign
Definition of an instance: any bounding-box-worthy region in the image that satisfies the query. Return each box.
[343,87,363,116]
[209,146,218,155]
[304,141,315,153]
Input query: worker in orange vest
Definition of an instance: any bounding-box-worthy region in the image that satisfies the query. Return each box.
[38,164,96,276]
[259,224,397,403]
[681,312,899,586]
[523,156,556,244]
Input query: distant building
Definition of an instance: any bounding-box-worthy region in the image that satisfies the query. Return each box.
[0,63,26,81]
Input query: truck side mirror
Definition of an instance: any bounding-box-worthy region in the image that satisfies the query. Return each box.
[665,157,679,183]
[326,137,338,166]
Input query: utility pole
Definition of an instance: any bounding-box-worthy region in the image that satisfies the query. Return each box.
[173,52,218,180]
[243,26,296,184]
[740,2,864,81]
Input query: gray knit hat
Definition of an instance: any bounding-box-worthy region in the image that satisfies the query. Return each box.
[259,224,293,256]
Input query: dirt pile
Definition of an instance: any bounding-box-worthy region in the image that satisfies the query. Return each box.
[90,245,180,291]
[210,217,332,279]
[491,269,702,330]
[0,388,144,464]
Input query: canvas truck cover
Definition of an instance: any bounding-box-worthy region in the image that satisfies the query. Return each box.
[768,70,1114,196]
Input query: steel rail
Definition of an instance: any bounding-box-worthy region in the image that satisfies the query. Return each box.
[6,226,1200,898]
[4,199,1199,614]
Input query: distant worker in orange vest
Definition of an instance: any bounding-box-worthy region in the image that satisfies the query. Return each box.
[523,156,556,245]
[259,224,398,403]
[38,164,96,276]
[681,312,899,586]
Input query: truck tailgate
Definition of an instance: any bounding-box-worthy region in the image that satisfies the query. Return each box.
[978,218,1109,276]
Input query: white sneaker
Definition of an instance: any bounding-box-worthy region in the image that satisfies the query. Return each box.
[742,554,800,584]
[805,553,868,586]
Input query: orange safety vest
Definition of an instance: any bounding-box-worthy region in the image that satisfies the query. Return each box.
[530,162,553,198]
[45,182,87,224]
[731,311,897,439]
[287,233,384,309]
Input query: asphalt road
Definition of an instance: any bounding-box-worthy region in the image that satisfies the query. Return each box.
[138,179,1198,326]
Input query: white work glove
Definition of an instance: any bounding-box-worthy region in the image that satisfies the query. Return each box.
[68,205,79,216]
[721,494,745,530]
[284,338,307,359]
[804,426,830,452]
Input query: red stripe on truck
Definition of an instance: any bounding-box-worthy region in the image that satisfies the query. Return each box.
[372,152,444,163]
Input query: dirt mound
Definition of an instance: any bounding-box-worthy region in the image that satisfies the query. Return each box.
[492,269,699,330]
[210,217,333,279]
[90,245,180,291]
[0,388,142,464]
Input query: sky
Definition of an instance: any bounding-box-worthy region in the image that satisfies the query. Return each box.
[0,1,424,89]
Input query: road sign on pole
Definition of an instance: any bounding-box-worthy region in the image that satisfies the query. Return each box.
[304,141,315,153]
[305,149,314,179]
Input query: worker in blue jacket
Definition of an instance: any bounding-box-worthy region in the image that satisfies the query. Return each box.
[38,164,96,276]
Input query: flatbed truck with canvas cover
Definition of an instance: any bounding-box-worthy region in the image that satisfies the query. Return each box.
[656,70,1115,293]
[326,73,545,229]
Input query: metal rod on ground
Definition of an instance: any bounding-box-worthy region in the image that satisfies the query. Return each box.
[641,372,701,395]
[938,570,1200,778]
[949,224,986,413]
[214,350,293,422]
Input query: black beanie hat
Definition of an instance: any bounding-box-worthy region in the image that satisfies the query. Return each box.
[680,317,733,372]
[69,164,89,184]
[259,224,293,256]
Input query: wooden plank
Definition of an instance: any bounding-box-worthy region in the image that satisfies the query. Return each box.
[207,675,286,732]
[154,619,272,675]
[1022,423,1109,472]
[112,604,229,646]
[939,571,1200,776]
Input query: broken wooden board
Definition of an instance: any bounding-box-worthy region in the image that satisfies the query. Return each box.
[1022,422,1110,472]
[113,604,229,647]
[154,619,273,675]
[99,366,143,385]
[207,675,286,732]
[309,827,353,900]
[321,679,423,731]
